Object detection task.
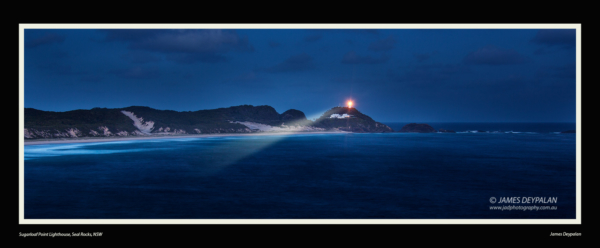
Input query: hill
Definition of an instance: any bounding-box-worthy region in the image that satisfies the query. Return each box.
[311,107,393,133]
[24,105,393,139]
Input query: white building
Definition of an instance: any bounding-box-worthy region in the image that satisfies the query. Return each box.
[330,114,352,119]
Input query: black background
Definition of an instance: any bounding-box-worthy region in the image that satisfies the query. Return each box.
[14,21,588,243]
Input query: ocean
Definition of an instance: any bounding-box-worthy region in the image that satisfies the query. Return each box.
[24,122,576,219]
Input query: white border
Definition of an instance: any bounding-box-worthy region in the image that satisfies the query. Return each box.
[19,24,25,223]
[19,23,581,224]
[21,24,579,29]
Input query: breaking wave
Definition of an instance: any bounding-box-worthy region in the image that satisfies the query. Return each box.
[24,141,172,160]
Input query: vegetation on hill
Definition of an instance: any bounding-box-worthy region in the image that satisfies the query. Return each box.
[25,107,137,133]
[281,109,307,122]
[25,105,318,138]
[120,106,248,133]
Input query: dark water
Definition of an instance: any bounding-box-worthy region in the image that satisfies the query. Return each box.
[385,122,576,133]
[24,123,576,219]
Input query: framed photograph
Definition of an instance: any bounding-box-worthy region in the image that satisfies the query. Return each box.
[18,23,582,237]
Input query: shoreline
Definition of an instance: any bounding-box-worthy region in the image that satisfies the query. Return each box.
[23,131,348,146]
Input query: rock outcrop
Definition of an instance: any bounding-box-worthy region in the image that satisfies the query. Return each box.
[398,123,436,133]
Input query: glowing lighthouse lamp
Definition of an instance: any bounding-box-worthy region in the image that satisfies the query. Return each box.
[347,100,353,108]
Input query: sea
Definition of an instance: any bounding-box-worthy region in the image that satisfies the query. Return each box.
[24,122,577,219]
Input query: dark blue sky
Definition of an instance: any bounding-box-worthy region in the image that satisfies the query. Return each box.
[24,28,576,122]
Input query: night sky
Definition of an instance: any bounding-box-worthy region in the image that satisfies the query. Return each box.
[24,28,576,122]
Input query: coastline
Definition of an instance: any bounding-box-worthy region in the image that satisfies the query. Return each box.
[23,131,348,146]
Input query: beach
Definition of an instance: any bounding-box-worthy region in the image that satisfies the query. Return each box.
[23,131,348,146]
